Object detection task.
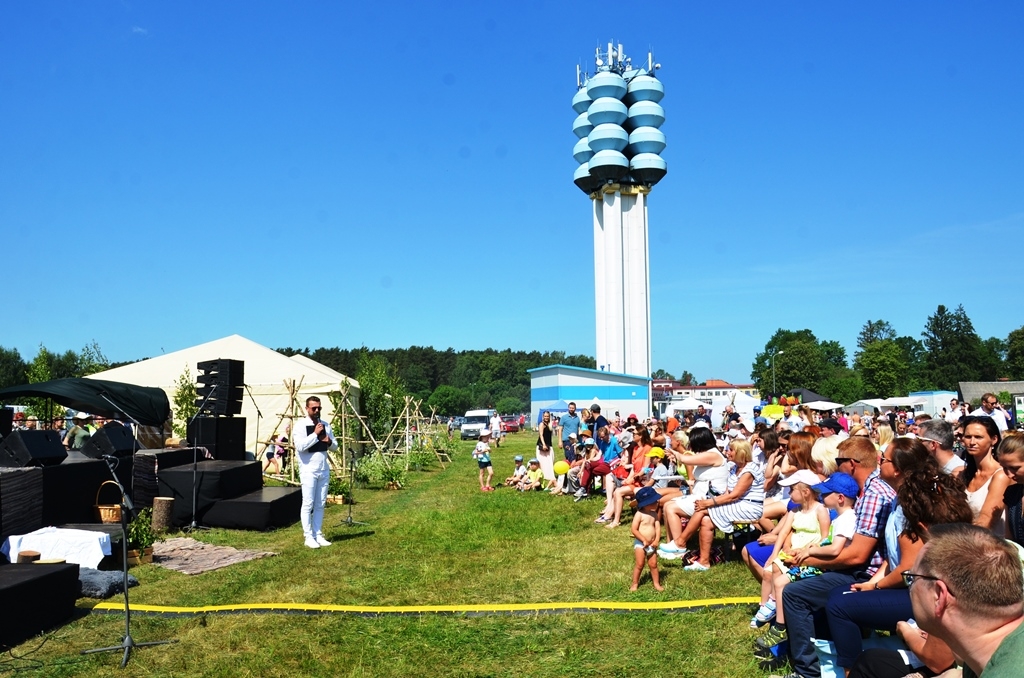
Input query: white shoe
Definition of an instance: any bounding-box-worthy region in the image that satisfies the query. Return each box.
[315,535,332,547]
[304,537,320,549]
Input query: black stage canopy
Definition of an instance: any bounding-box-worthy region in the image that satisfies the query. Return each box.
[0,378,170,427]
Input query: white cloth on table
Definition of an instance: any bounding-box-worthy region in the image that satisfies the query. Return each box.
[2,526,112,569]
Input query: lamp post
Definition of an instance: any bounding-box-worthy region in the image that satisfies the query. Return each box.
[772,350,784,394]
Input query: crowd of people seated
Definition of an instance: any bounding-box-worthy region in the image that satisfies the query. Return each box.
[528,396,1024,678]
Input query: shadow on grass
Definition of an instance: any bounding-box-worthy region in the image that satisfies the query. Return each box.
[323,529,375,542]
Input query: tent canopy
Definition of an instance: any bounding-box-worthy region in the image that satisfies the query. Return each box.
[0,378,170,427]
[669,397,708,411]
[86,335,358,452]
[802,400,844,411]
[880,396,926,408]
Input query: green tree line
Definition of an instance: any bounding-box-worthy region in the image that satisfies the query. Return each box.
[276,346,595,417]
[751,304,1024,402]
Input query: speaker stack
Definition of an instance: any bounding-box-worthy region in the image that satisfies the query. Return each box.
[191,359,246,460]
[195,359,244,416]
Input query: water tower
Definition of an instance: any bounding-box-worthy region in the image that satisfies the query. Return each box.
[572,42,666,378]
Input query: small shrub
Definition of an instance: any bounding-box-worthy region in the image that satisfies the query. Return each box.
[356,452,407,489]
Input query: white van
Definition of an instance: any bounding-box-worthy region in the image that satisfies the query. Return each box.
[460,409,495,440]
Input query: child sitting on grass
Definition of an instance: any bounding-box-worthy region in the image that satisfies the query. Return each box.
[752,469,830,629]
[505,455,527,487]
[630,486,664,591]
[755,471,859,651]
[517,459,544,491]
[473,429,495,492]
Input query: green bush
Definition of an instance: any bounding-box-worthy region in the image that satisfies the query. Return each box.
[356,452,407,488]
[127,507,156,550]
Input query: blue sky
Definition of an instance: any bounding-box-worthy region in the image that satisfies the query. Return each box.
[3,2,1022,383]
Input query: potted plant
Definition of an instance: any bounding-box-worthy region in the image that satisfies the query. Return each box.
[126,507,156,565]
[326,476,352,504]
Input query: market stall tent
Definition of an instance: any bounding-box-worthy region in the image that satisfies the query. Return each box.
[86,335,359,453]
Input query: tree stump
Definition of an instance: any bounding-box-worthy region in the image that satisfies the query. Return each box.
[153,497,174,533]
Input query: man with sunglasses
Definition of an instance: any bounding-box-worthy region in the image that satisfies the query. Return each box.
[768,436,895,678]
[295,396,337,549]
[906,523,1024,677]
[970,393,1009,433]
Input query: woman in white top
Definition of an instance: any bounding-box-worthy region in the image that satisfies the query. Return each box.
[659,426,729,550]
[961,415,1009,536]
[660,438,765,569]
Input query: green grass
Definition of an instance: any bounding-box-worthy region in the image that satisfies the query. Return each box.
[4,432,776,677]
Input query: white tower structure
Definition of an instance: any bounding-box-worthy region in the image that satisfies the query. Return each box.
[572,43,666,378]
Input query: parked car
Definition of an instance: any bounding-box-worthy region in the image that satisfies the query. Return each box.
[460,409,494,440]
[500,415,520,433]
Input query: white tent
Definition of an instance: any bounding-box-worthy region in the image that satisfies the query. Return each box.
[86,335,359,454]
[846,399,885,416]
[802,400,845,411]
[668,397,708,412]
[880,396,926,409]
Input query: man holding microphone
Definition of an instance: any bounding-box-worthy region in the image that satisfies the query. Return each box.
[295,396,337,549]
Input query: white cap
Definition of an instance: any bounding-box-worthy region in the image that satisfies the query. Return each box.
[778,469,822,487]
[480,429,491,437]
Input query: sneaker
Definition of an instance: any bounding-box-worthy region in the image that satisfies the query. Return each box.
[683,561,710,572]
[750,598,776,628]
[755,624,788,650]
[573,492,589,503]
[304,537,320,549]
[657,542,686,559]
[315,535,332,547]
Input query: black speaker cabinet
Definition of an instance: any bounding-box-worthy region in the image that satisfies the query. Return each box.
[80,425,139,458]
[0,408,12,438]
[187,417,246,460]
[0,430,67,467]
[196,359,244,416]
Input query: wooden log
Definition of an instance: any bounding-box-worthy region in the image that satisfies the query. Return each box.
[152,496,174,533]
[16,550,40,563]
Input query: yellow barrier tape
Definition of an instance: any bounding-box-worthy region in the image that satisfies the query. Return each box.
[91,597,760,616]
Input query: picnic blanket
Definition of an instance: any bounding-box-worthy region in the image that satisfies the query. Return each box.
[153,537,275,575]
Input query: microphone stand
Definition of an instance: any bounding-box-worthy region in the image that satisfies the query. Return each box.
[81,456,177,667]
[185,385,218,532]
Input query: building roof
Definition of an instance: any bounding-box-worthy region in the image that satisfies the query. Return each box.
[959,381,1024,404]
[526,364,649,381]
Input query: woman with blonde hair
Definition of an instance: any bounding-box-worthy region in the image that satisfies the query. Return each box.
[661,438,765,571]
[875,423,894,452]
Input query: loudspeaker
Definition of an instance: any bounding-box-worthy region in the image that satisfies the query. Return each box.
[195,359,244,416]
[0,409,12,438]
[80,425,139,459]
[0,430,67,467]
[187,417,246,460]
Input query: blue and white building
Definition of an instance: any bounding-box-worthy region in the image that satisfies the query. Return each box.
[528,364,650,426]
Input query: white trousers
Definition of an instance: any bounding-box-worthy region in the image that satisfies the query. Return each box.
[300,469,330,539]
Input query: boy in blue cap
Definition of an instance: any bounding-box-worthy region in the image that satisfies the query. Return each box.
[504,455,527,487]
[630,486,664,591]
[755,471,860,651]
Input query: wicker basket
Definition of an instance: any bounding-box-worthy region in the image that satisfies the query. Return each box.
[94,480,122,524]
